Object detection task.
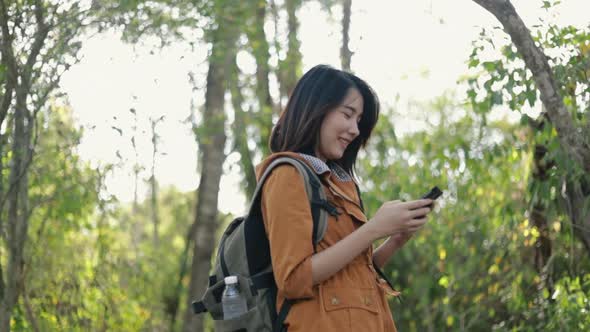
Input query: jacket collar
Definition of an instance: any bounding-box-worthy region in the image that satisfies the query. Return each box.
[297,153,352,182]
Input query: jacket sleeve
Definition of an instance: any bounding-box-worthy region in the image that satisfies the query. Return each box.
[261,165,315,299]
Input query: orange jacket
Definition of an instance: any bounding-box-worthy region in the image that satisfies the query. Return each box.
[256,152,399,331]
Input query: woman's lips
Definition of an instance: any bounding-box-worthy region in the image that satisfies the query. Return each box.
[339,138,350,148]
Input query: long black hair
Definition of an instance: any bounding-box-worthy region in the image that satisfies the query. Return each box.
[269,64,380,177]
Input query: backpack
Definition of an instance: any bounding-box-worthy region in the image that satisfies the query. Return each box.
[191,156,341,331]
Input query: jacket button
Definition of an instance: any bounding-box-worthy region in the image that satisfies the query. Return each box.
[331,297,339,305]
[364,297,373,306]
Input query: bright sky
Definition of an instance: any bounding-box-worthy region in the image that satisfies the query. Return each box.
[60,0,588,215]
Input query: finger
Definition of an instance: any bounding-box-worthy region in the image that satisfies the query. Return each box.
[409,207,431,218]
[407,226,423,233]
[404,199,433,210]
[407,217,428,228]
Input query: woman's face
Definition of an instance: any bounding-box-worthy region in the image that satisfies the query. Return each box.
[315,88,364,162]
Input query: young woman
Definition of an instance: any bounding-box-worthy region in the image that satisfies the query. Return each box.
[255,65,434,331]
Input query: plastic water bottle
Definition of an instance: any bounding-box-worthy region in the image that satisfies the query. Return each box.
[222,276,248,320]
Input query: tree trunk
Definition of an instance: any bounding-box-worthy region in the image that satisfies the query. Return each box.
[280,0,303,99]
[150,117,163,247]
[229,57,257,198]
[340,0,353,71]
[0,91,30,332]
[247,0,274,158]
[565,179,590,253]
[182,17,239,332]
[150,173,159,247]
[530,142,553,292]
[168,221,196,331]
[472,0,590,256]
[0,1,48,329]
[269,0,284,112]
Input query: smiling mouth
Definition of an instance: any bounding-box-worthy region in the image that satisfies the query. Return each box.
[339,138,351,147]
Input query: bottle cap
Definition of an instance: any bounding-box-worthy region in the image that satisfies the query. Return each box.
[224,276,238,284]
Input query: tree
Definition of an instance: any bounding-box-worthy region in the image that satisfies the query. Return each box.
[20,103,101,331]
[149,115,165,247]
[182,4,243,331]
[340,0,352,71]
[0,1,92,329]
[278,0,303,99]
[470,0,590,253]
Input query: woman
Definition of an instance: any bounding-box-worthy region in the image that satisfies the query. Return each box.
[255,64,434,331]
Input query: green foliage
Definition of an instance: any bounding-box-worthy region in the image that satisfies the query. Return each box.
[360,96,534,330]
[93,0,209,45]
[5,1,588,331]
[359,3,590,328]
[464,10,590,188]
[5,102,198,331]
[359,88,590,330]
[17,103,102,331]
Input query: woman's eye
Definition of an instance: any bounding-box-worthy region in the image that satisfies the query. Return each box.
[342,111,352,119]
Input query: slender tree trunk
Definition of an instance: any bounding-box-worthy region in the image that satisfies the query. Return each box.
[150,174,159,247]
[269,0,284,112]
[279,0,302,99]
[472,0,590,255]
[229,57,257,198]
[130,110,143,256]
[131,110,140,213]
[340,0,353,71]
[0,132,6,219]
[150,117,163,247]
[168,222,195,331]
[22,272,40,332]
[563,178,590,253]
[530,141,554,291]
[0,1,48,329]
[1,73,36,331]
[0,51,13,220]
[247,0,274,158]
[182,16,239,332]
[0,92,30,332]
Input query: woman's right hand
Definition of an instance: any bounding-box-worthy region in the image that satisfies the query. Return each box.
[366,199,433,241]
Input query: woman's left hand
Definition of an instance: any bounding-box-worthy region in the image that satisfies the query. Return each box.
[390,201,436,249]
[373,201,437,268]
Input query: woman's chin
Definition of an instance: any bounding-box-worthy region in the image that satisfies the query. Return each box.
[329,150,345,160]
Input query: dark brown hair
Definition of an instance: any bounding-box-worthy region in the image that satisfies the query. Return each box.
[269,64,380,176]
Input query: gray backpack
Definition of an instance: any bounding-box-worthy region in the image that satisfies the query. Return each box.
[192,156,340,331]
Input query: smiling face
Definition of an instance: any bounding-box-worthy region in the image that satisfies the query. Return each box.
[315,88,364,162]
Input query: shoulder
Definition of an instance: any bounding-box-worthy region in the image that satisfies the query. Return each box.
[255,152,314,181]
[263,163,306,192]
[260,160,312,214]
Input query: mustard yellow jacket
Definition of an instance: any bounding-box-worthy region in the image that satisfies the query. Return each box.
[256,152,399,331]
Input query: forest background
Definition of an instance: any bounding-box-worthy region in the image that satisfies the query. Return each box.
[1,0,589,331]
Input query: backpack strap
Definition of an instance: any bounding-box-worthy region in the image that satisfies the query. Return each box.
[251,156,334,250]
[274,299,293,332]
[252,157,335,332]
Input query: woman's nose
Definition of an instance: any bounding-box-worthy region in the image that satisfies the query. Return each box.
[349,121,360,137]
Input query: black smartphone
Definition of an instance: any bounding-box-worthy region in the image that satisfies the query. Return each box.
[421,186,443,200]
[415,186,443,217]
